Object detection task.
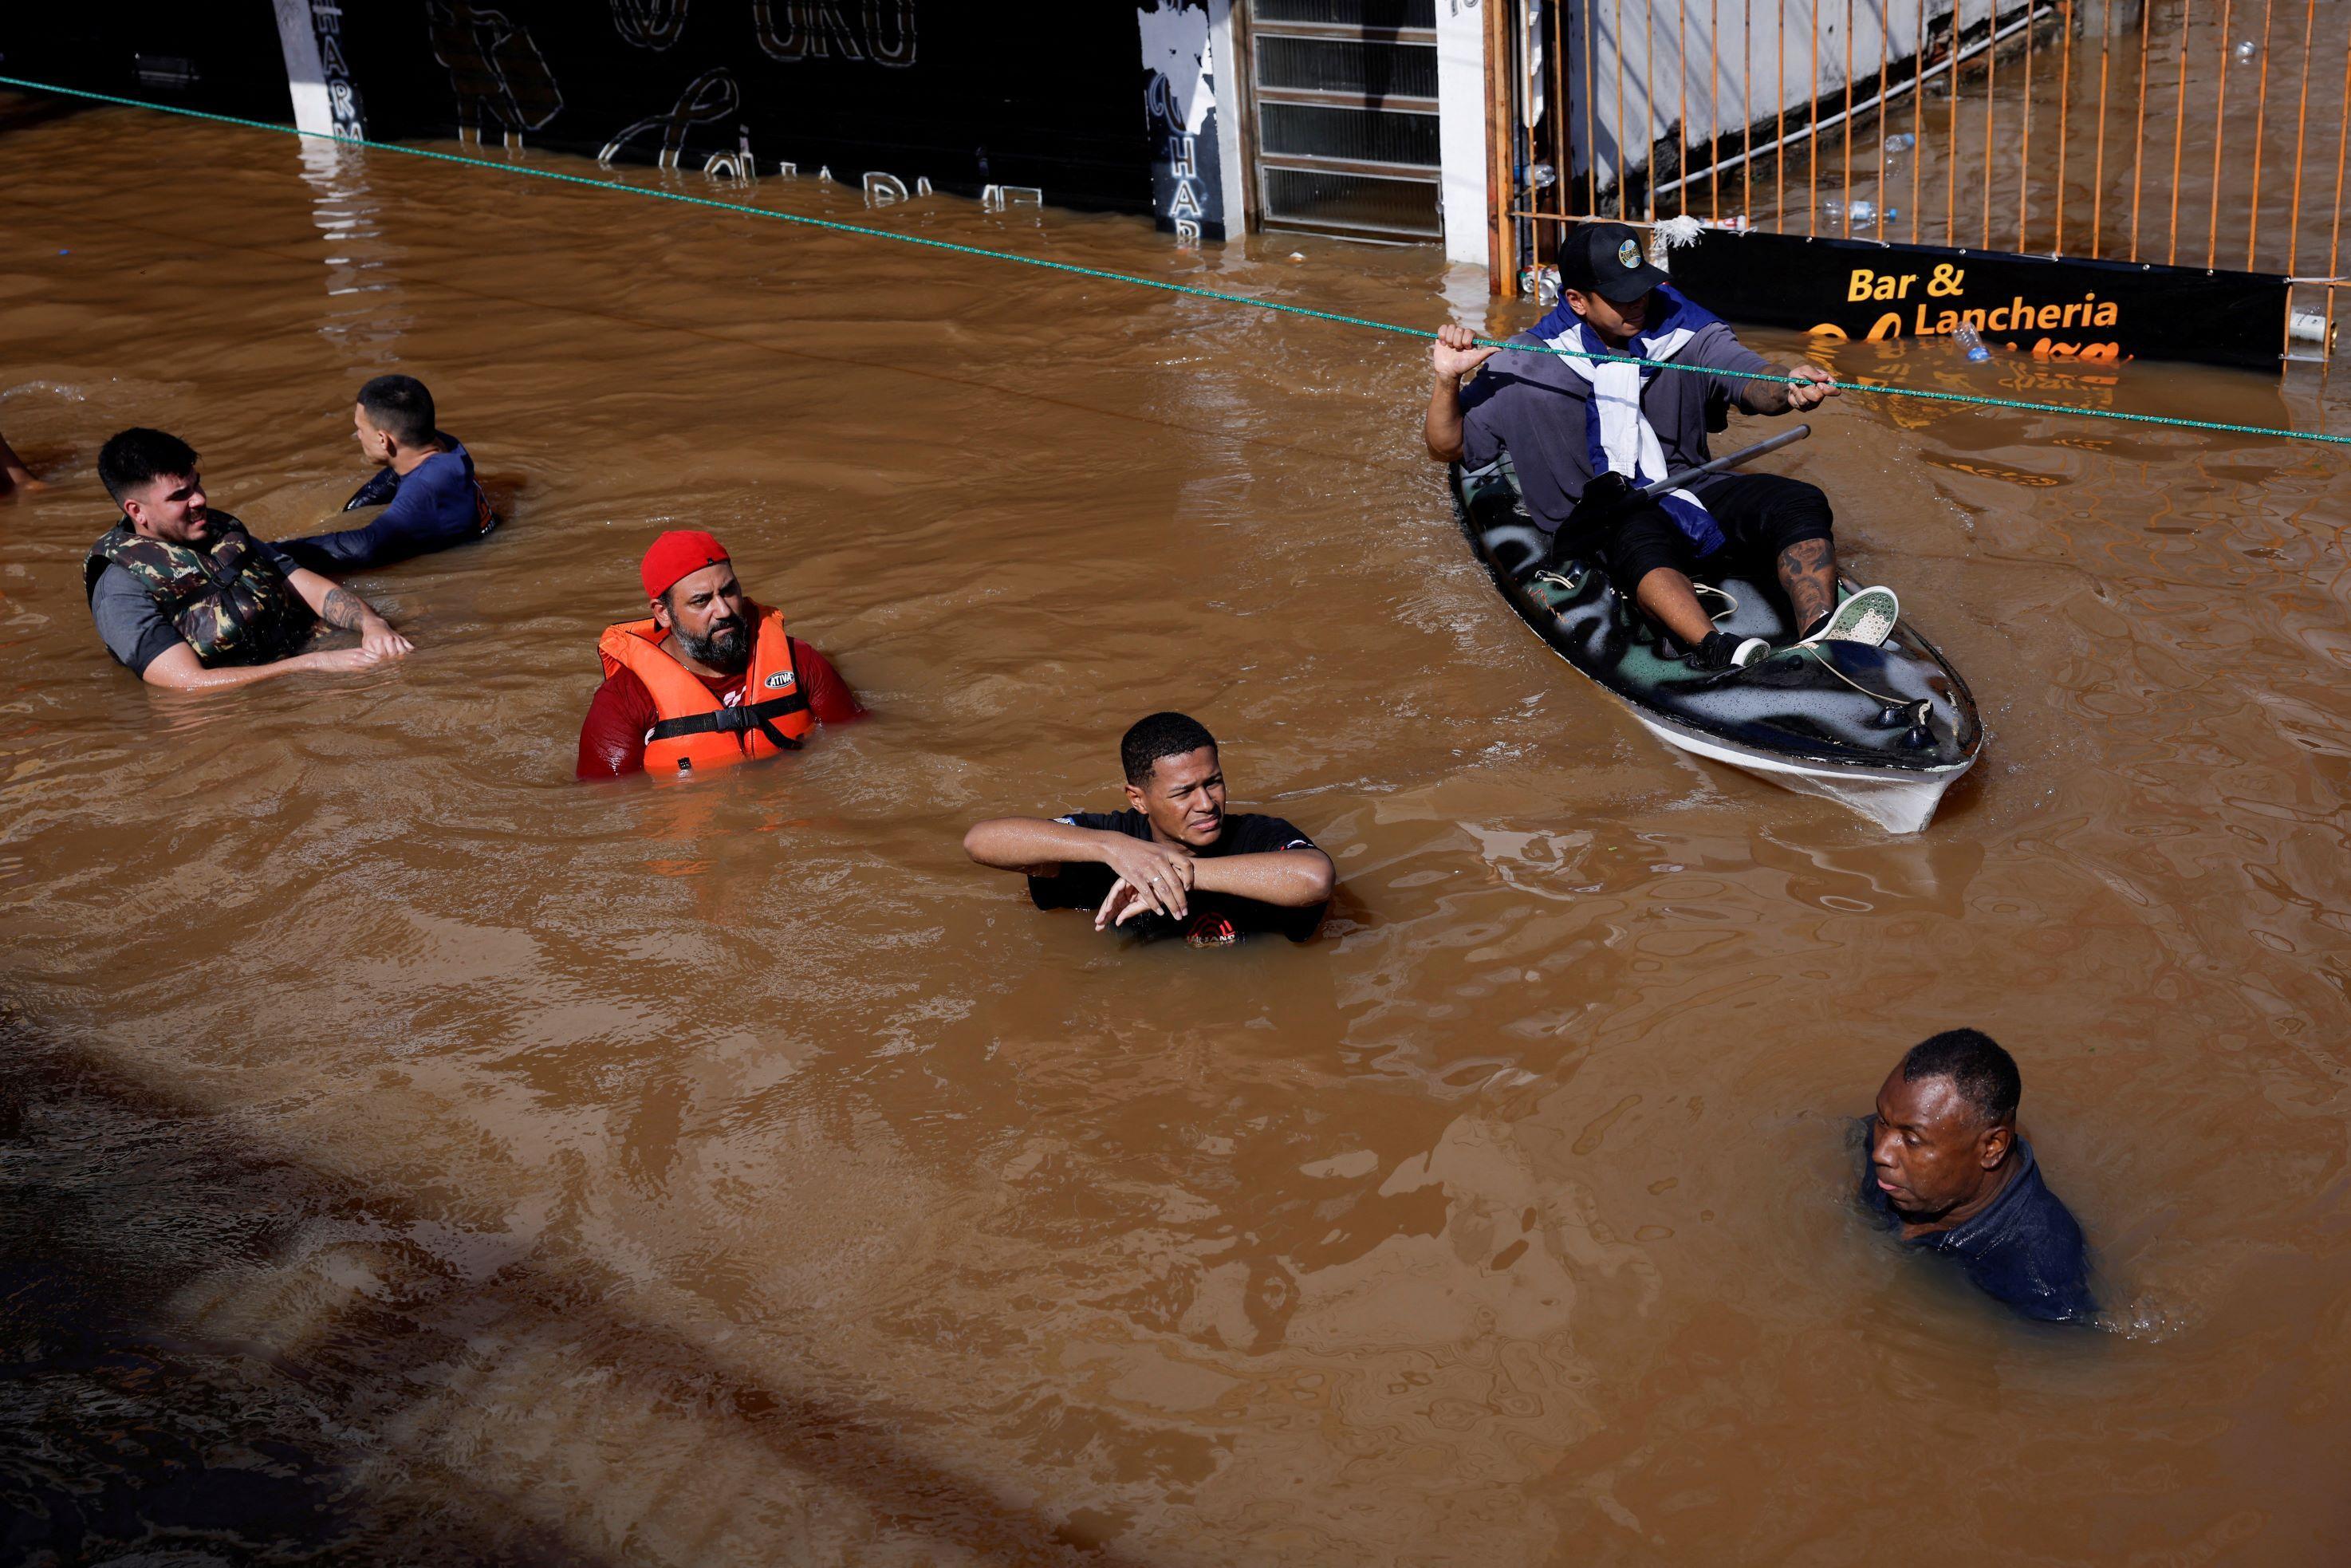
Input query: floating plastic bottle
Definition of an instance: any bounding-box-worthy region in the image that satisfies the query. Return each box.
[1884,132,1916,154]
[1845,199,1898,226]
[1951,321,1992,362]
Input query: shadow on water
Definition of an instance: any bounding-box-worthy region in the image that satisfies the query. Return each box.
[0,1018,1152,1567]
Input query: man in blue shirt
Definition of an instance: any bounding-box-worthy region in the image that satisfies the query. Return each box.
[280,374,494,573]
[1861,1029,2097,1323]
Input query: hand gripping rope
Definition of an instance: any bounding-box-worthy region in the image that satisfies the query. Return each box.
[2,73,2345,449]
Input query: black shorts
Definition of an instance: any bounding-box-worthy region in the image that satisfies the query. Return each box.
[1596,472,1834,586]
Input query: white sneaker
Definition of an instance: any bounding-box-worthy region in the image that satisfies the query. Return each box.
[1802,585,1900,648]
[1730,636,1773,668]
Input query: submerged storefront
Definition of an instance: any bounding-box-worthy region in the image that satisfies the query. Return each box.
[1,2,1491,258]
[5,1,2334,355]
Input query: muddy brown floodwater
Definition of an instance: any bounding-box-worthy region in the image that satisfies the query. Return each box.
[2,93,2349,1566]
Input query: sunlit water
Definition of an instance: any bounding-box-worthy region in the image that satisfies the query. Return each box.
[2,93,2349,1565]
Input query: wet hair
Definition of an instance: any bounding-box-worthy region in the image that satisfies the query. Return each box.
[1900,1028,2022,1126]
[96,427,199,505]
[357,374,435,446]
[1120,711,1217,786]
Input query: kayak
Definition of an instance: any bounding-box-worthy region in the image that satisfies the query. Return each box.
[1451,459,1984,833]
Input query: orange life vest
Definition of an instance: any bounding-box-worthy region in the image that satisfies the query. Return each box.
[597,605,812,779]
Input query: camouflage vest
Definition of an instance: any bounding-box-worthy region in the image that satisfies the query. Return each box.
[84,511,313,668]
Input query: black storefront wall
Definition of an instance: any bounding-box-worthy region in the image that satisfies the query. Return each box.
[1668,230,2293,372]
[330,2,1160,217]
[0,2,297,124]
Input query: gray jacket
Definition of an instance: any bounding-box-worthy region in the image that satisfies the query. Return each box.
[1459,319,1782,530]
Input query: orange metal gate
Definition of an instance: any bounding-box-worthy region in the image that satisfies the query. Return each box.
[1491,0,2347,350]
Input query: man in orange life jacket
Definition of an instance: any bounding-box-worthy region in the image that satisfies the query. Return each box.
[576,530,863,780]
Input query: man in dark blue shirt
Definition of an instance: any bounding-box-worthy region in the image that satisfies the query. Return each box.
[1860,1029,2096,1323]
[279,374,494,573]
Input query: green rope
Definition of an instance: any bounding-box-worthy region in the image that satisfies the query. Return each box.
[5,73,2346,449]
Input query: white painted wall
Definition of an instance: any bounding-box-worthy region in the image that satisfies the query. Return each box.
[1207,0,1248,241]
[1436,0,1491,266]
[271,0,333,137]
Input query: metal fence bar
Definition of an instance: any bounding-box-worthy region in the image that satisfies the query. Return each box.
[1585,0,1601,212]
[2168,0,2192,265]
[2020,0,2040,250]
[2055,0,2076,254]
[1842,0,1857,237]
[1679,0,1693,221]
[1743,0,1754,223]
[1982,0,1999,250]
[1875,0,1890,239]
[1777,0,1788,223]
[2091,0,2114,257]
[1490,0,1517,288]
[1948,4,1964,244]
[1553,0,1569,233]
[1809,0,1821,233]
[1645,0,1658,221]
[2246,0,2275,270]
[2130,0,2154,258]
[2207,0,2236,266]
[1911,0,1926,242]
[1712,0,1726,219]
[2329,30,2351,344]
[1616,0,1628,214]
[2286,0,2318,273]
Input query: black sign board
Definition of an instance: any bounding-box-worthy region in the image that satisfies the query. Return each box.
[1666,230,2290,372]
[319,4,1158,218]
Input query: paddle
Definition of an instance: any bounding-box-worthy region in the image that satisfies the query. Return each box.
[1637,422,1812,498]
[1548,424,1813,564]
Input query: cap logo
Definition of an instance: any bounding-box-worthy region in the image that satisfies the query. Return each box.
[1617,239,1641,269]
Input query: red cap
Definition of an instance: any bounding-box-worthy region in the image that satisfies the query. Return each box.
[640,530,730,600]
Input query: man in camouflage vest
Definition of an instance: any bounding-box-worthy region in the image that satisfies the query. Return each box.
[86,427,413,691]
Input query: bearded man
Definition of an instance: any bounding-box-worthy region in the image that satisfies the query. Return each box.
[575,530,862,780]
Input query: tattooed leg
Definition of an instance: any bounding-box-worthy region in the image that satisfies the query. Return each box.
[1776,538,1838,632]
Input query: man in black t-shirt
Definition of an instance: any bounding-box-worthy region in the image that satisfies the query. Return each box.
[963,711,1335,946]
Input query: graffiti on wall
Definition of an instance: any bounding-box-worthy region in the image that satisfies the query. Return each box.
[1136,0,1224,243]
[304,0,368,136]
[336,2,1150,219]
[611,0,690,51]
[426,3,565,140]
[597,66,742,167]
[753,0,917,67]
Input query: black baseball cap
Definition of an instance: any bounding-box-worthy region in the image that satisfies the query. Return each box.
[1559,222,1670,303]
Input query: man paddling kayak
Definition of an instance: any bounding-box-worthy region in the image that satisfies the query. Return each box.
[1424,222,1896,672]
